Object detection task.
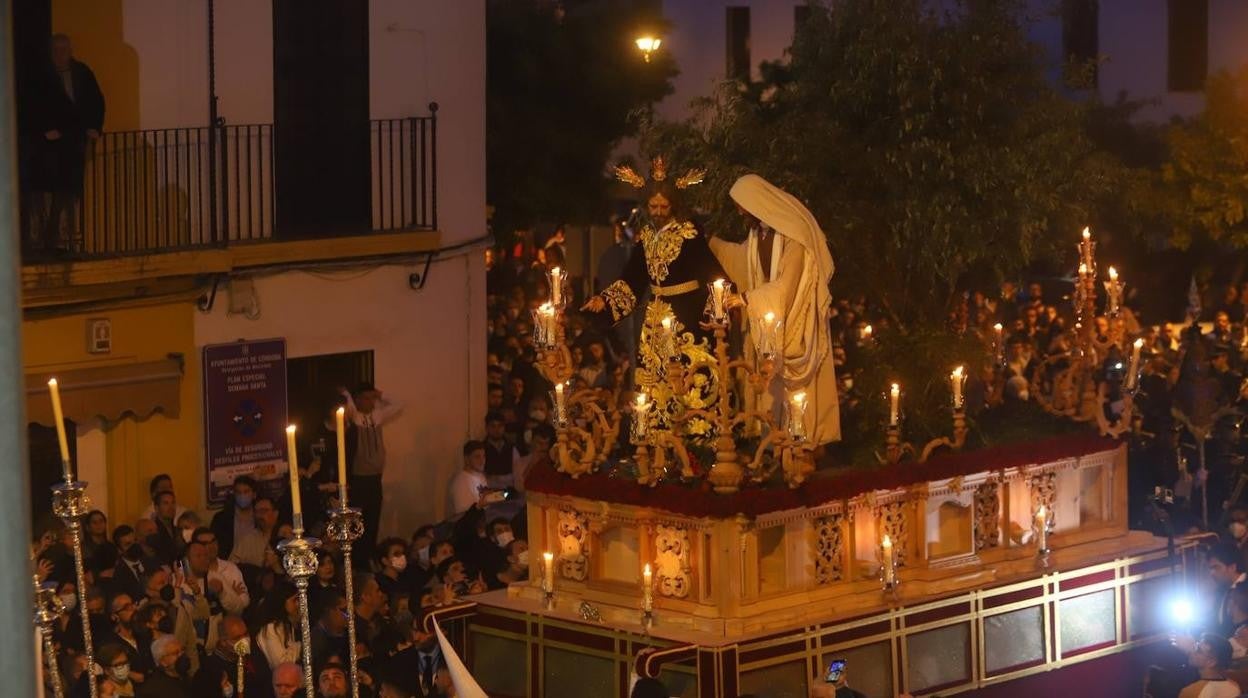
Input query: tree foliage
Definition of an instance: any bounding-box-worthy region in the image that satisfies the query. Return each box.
[1158,68,1248,251]
[487,0,676,231]
[646,0,1126,332]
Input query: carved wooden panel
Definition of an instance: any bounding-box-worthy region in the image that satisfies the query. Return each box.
[877,501,908,568]
[654,523,692,599]
[973,481,1000,551]
[1029,472,1057,529]
[813,514,844,584]
[557,508,589,581]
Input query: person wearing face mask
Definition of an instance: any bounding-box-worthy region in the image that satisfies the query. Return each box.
[98,643,137,697]
[488,539,530,590]
[105,593,150,681]
[140,568,202,674]
[138,635,193,698]
[111,525,147,601]
[210,474,266,563]
[376,537,412,598]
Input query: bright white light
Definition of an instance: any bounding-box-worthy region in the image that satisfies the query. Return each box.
[1171,598,1194,625]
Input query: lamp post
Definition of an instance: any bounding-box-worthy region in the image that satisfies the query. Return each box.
[635,35,662,62]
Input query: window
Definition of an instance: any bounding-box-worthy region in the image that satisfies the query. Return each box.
[1061,0,1098,88]
[1168,0,1208,92]
[726,6,751,82]
[795,4,813,33]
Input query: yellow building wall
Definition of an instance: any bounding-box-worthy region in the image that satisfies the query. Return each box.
[22,300,203,524]
[52,0,140,132]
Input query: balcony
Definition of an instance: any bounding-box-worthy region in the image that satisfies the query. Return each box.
[19,105,438,264]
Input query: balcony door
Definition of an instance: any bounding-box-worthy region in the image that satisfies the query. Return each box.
[273,0,371,238]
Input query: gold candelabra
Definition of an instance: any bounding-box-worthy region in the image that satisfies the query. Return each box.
[51,476,96,698]
[326,506,365,698]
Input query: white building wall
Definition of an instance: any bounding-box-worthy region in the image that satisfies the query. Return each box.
[193,259,486,536]
[656,0,1248,125]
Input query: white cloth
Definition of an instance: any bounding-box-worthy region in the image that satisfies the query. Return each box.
[712,174,840,443]
[435,619,487,698]
[447,469,488,518]
[207,558,249,614]
[256,622,301,670]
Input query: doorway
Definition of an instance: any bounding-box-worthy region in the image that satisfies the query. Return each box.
[29,420,75,529]
[272,0,371,238]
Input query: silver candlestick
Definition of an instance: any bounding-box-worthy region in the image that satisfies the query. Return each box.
[34,575,65,698]
[278,529,321,698]
[51,475,96,698]
[327,506,365,698]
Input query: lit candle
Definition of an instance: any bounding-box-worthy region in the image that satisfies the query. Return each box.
[882,535,895,586]
[549,266,562,307]
[1082,227,1090,242]
[759,311,778,358]
[633,392,650,439]
[889,383,900,427]
[709,278,728,322]
[285,425,303,532]
[789,391,808,440]
[540,303,558,346]
[47,378,72,481]
[554,382,566,425]
[642,563,654,611]
[660,315,675,360]
[1035,505,1048,551]
[335,407,348,507]
[542,552,555,594]
[951,366,964,410]
[1126,338,1143,390]
[1107,266,1118,282]
[861,324,873,341]
[1078,262,1088,277]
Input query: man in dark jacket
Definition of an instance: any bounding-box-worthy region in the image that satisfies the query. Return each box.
[192,615,273,698]
[29,34,104,253]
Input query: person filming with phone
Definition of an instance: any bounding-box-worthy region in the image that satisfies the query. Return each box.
[809,659,866,698]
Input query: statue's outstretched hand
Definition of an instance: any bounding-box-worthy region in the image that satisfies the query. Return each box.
[582,296,606,313]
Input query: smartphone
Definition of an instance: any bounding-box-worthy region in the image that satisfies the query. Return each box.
[824,659,847,684]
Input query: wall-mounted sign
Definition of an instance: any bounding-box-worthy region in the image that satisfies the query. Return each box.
[202,338,288,504]
[86,318,111,354]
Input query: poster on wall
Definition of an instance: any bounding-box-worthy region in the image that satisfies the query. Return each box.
[203,338,288,505]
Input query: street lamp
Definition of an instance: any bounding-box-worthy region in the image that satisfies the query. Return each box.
[635,35,662,62]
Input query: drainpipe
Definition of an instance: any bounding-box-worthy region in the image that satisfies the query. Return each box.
[0,1,37,694]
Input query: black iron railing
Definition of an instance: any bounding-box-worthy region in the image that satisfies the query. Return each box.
[22,107,437,261]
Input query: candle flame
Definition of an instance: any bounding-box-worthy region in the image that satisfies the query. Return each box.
[48,377,58,388]
[661,315,672,329]
[890,383,900,395]
[543,551,554,562]
[1108,266,1118,281]
[635,392,649,407]
[336,406,345,416]
[1134,338,1144,348]
[286,424,297,435]
[764,311,776,324]
[1078,262,1088,275]
[952,366,964,380]
[1082,226,1091,240]
[882,534,892,547]
[1037,505,1046,517]
[644,563,652,575]
[791,391,807,406]
[551,266,560,275]
[555,382,564,394]
[993,323,1003,332]
[712,278,725,289]
[863,324,872,336]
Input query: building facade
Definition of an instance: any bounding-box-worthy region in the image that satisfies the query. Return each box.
[20,0,486,535]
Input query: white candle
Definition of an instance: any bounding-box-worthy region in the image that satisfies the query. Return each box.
[47,378,72,480]
[710,279,728,321]
[1082,227,1090,242]
[951,366,964,410]
[660,315,674,360]
[882,535,895,585]
[634,392,650,438]
[759,311,778,358]
[889,383,900,427]
[540,303,558,345]
[1107,266,1118,282]
[554,383,566,425]
[1127,338,1143,390]
[542,552,555,593]
[335,407,348,507]
[642,563,653,611]
[1035,505,1048,551]
[286,425,303,532]
[789,392,808,440]
[549,267,562,307]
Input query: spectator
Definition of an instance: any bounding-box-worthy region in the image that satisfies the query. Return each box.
[488,539,530,590]
[317,662,350,698]
[210,475,266,564]
[1210,542,1246,637]
[190,527,249,615]
[105,592,148,681]
[178,539,222,668]
[112,525,146,601]
[448,440,488,519]
[310,586,350,669]
[376,537,412,599]
[515,423,554,494]
[141,474,189,523]
[1178,634,1239,698]
[27,33,104,254]
[96,643,137,697]
[192,614,271,698]
[272,662,301,698]
[336,382,405,563]
[256,581,302,671]
[353,573,387,654]
[483,411,521,489]
[149,491,186,562]
[137,635,192,698]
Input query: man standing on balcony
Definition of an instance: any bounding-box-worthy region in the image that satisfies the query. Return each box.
[335,383,403,562]
[29,34,104,254]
